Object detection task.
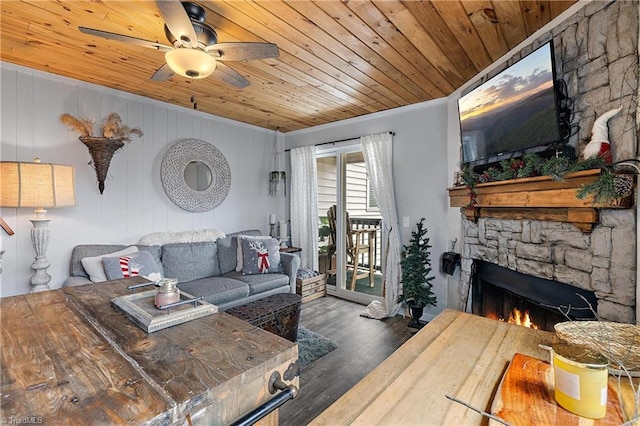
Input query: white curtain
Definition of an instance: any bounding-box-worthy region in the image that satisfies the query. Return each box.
[360,133,402,319]
[290,146,319,271]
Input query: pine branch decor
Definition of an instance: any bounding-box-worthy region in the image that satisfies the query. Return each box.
[398,218,437,309]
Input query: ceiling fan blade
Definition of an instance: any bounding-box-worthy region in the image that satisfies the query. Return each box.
[206,43,279,61]
[156,0,198,48]
[79,26,172,51]
[213,62,250,89]
[150,63,175,81]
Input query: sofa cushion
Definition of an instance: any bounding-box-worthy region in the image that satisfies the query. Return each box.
[81,246,139,282]
[217,229,261,274]
[162,241,221,283]
[177,277,249,306]
[240,237,282,274]
[223,271,289,295]
[102,251,163,282]
[236,234,270,272]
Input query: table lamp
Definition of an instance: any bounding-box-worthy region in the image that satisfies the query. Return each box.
[0,159,76,292]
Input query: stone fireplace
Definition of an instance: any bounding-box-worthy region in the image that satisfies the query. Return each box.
[455,1,638,325]
[460,211,636,324]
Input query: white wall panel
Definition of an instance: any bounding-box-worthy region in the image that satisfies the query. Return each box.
[0,62,281,297]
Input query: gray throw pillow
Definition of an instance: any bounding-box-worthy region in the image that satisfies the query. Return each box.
[216,235,238,274]
[102,251,163,282]
[161,241,221,283]
[241,237,282,275]
[81,246,139,282]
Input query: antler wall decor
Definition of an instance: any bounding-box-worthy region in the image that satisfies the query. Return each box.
[60,113,143,193]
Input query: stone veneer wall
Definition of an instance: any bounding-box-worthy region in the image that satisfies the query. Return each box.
[461,212,635,323]
[459,0,638,324]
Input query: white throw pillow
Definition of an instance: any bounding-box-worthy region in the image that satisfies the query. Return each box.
[81,246,139,282]
[236,235,273,272]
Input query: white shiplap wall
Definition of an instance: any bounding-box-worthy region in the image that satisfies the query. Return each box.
[0,62,284,297]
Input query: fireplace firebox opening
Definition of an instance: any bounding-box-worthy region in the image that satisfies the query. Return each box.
[471,260,598,332]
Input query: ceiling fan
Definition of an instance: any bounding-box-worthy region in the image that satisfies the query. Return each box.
[79,0,279,89]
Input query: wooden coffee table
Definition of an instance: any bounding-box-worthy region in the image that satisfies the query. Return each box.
[0,277,298,425]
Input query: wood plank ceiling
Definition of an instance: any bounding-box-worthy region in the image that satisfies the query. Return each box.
[1,1,576,132]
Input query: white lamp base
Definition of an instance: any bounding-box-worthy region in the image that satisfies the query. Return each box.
[30,218,51,292]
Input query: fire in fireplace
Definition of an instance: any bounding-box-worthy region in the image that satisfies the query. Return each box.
[486,307,539,328]
[471,260,598,332]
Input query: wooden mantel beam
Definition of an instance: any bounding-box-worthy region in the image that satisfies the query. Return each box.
[448,169,634,232]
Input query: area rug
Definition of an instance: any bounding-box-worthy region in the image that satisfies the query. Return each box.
[297,327,337,368]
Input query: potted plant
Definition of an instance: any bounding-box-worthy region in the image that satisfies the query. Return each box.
[398,218,437,328]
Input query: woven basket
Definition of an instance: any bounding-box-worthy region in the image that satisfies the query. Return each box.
[555,321,640,371]
[80,136,124,194]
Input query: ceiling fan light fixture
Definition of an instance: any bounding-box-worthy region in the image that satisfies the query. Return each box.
[165,48,216,79]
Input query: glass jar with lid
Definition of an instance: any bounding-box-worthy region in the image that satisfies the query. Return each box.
[155,278,180,308]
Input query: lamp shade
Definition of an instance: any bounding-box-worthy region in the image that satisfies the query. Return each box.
[0,160,76,209]
[165,48,216,79]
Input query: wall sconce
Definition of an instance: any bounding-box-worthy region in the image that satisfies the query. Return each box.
[0,159,76,292]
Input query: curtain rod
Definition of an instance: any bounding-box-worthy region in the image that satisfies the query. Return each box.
[284,131,395,152]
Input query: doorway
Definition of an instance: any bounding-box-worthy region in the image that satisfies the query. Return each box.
[316,146,383,305]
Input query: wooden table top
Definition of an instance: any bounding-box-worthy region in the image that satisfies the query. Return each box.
[1,277,298,425]
[311,309,638,425]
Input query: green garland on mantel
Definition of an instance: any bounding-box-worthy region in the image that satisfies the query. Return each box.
[460,153,636,205]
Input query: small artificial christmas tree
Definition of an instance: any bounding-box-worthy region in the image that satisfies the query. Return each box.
[399,218,437,326]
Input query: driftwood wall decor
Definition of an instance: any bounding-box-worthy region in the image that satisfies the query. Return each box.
[60,113,143,193]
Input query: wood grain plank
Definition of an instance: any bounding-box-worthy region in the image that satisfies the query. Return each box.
[284,0,443,102]
[521,1,552,36]
[214,0,398,110]
[316,0,450,98]
[253,0,425,105]
[310,309,461,425]
[491,353,625,425]
[63,279,298,419]
[371,0,470,87]
[2,278,299,424]
[429,0,495,72]
[460,1,511,62]
[401,0,478,75]
[1,289,170,424]
[311,310,558,425]
[492,0,530,50]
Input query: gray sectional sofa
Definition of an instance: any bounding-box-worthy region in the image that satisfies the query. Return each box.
[64,229,300,311]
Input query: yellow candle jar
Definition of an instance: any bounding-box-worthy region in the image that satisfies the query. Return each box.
[552,343,609,419]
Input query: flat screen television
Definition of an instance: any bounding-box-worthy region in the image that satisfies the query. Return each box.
[458,41,562,169]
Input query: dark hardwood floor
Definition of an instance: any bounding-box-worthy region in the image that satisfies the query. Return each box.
[279,295,414,425]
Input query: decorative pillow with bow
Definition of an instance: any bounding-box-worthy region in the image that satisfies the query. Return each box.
[241,237,282,275]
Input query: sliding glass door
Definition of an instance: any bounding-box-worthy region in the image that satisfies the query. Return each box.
[316,144,383,305]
